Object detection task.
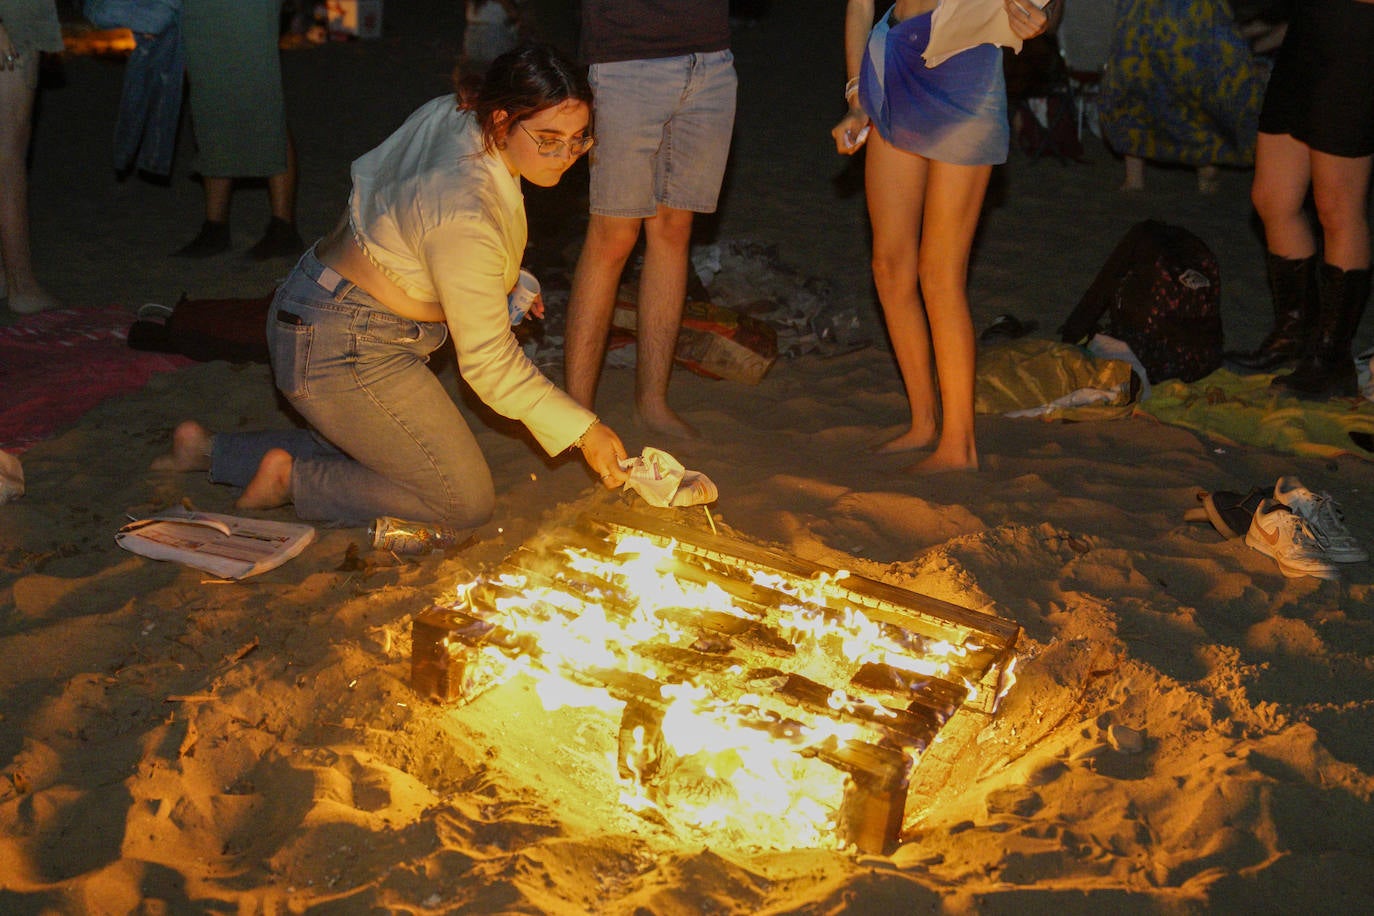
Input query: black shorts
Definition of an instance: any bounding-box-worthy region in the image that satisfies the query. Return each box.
[1257,0,1374,158]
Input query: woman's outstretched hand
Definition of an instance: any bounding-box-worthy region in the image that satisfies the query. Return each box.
[578,421,630,488]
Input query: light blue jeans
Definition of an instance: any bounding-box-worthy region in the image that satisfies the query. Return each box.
[210,247,496,528]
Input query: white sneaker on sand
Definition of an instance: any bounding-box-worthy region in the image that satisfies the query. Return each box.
[1273,476,1368,563]
[1245,498,1340,580]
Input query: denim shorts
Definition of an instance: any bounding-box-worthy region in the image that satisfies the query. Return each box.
[588,51,738,217]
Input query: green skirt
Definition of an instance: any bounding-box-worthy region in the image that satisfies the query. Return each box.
[181,0,287,177]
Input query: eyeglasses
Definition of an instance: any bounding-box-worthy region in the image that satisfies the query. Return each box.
[517,122,595,158]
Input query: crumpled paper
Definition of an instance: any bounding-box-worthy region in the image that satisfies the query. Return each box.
[618,447,718,508]
[0,450,24,504]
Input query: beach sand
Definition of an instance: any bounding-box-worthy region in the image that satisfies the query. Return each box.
[3,2,1373,912]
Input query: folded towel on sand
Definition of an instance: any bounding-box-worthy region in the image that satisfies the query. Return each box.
[0,306,192,453]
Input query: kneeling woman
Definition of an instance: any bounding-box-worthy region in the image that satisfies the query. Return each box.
[156,44,629,528]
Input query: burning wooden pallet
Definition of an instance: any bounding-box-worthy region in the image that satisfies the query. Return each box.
[411,505,1019,853]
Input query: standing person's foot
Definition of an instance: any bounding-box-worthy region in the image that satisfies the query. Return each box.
[1120,156,1145,192]
[172,221,232,258]
[871,424,938,454]
[903,442,978,475]
[247,217,305,261]
[151,420,214,471]
[6,288,62,315]
[1196,165,1221,195]
[635,401,700,440]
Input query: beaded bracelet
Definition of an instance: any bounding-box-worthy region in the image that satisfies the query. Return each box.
[572,419,599,450]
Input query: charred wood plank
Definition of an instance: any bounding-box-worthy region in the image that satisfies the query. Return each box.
[588,506,1021,651]
[769,673,940,748]
[652,606,795,657]
[850,662,968,724]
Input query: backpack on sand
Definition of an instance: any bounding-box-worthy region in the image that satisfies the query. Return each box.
[1061,220,1223,384]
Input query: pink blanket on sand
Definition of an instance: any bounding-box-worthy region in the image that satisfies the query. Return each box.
[1,306,192,454]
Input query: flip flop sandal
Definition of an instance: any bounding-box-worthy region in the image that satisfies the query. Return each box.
[137,302,174,321]
[1192,487,1267,540]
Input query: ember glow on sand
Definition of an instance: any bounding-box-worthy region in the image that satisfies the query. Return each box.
[411,507,1020,853]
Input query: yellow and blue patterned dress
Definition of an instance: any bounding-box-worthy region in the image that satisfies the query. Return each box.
[1097,0,1267,168]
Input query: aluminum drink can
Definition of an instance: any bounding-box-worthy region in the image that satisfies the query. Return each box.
[507,268,540,325]
[369,516,465,555]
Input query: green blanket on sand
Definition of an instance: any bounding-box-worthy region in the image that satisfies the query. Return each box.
[1140,369,1374,460]
[974,339,1373,460]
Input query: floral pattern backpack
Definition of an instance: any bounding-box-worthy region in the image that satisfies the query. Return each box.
[1061,219,1223,384]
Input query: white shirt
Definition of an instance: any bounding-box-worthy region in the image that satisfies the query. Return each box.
[348,96,596,455]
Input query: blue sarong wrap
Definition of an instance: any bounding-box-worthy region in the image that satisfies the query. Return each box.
[859,7,1009,166]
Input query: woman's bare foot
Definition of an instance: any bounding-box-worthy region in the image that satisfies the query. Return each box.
[903,443,978,475]
[871,427,937,454]
[636,401,699,440]
[236,448,294,510]
[150,420,213,471]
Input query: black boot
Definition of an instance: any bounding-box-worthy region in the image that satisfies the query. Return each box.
[172,220,231,258]
[1226,252,1316,371]
[246,217,305,261]
[1272,263,1371,399]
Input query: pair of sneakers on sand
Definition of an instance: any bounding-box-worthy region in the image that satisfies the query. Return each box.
[1191,476,1368,580]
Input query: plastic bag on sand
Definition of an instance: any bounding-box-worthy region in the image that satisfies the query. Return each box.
[0,450,24,504]
[618,447,718,508]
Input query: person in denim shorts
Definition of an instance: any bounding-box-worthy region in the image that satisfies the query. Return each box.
[152,45,629,529]
[564,0,737,439]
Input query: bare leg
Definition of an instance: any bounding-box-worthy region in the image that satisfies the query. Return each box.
[904,160,992,474]
[1120,154,1145,192]
[0,59,60,315]
[173,176,233,256]
[150,420,213,471]
[1310,149,1373,271]
[1252,131,1317,260]
[864,132,938,454]
[236,448,293,510]
[249,133,304,260]
[1196,164,1220,195]
[203,176,232,223]
[566,213,642,408]
[636,204,698,439]
[267,131,299,224]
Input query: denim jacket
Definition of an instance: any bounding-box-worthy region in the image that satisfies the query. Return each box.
[84,0,180,34]
[87,1,185,176]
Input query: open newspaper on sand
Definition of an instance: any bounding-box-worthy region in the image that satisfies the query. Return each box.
[116,509,316,580]
[925,0,1047,68]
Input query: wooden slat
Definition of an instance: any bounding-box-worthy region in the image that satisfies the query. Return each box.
[850,662,968,724]
[587,506,1021,650]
